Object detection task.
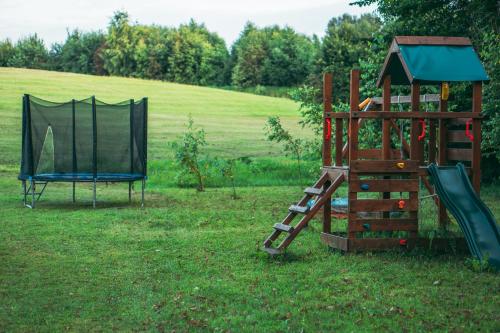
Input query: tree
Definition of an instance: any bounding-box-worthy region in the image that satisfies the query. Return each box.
[167,20,229,85]
[231,23,316,87]
[103,11,139,77]
[50,30,106,74]
[317,14,382,103]
[230,23,268,87]
[0,39,15,66]
[7,34,49,69]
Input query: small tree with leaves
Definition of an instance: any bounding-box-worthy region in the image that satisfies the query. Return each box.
[265,116,307,183]
[218,158,239,199]
[171,116,208,191]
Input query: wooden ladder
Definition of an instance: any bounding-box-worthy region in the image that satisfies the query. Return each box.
[262,170,346,255]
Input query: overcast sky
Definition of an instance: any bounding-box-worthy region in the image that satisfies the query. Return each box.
[0,0,376,47]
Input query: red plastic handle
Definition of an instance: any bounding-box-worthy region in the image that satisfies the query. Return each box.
[325,118,331,140]
[418,119,426,141]
[466,119,474,141]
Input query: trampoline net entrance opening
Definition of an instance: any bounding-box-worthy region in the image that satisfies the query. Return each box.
[19,95,148,208]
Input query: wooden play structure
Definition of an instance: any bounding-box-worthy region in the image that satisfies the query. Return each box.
[263,36,493,255]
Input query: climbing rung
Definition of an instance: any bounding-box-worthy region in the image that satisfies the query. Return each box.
[273,223,294,233]
[289,205,309,214]
[304,187,323,195]
[261,247,283,255]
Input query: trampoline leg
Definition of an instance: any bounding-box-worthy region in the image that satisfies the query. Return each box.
[72,182,76,203]
[93,179,96,208]
[141,178,145,208]
[31,179,35,209]
[22,181,26,207]
[129,181,132,203]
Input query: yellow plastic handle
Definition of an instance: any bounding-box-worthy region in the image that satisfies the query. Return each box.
[441,82,449,101]
[396,162,405,169]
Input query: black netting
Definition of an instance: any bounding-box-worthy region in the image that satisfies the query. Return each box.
[19,95,147,180]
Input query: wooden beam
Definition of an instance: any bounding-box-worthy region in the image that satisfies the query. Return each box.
[349,218,418,232]
[381,76,392,216]
[350,179,419,192]
[348,69,360,241]
[371,94,440,105]
[429,119,436,163]
[349,111,483,119]
[394,36,472,46]
[335,119,343,166]
[350,160,419,173]
[472,82,482,194]
[438,83,448,228]
[323,73,332,167]
[382,76,392,158]
[349,70,360,161]
[448,130,470,143]
[410,83,420,162]
[350,199,418,212]
[324,112,349,118]
[447,148,473,162]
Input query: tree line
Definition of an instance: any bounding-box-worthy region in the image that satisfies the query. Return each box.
[0,11,381,89]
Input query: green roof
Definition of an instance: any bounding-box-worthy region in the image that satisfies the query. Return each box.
[377,36,489,86]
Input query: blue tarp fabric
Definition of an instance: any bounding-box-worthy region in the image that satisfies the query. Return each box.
[398,45,489,84]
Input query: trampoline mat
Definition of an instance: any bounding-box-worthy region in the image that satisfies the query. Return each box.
[18,173,145,182]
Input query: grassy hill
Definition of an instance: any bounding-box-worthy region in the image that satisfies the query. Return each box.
[0,67,308,166]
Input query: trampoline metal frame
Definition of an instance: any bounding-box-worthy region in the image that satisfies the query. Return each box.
[21,178,145,209]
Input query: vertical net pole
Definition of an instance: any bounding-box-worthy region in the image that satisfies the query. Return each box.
[129,99,134,204]
[24,94,34,176]
[142,97,148,208]
[92,96,97,208]
[21,95,26,177]
[130,99,134,174]
[143,97,148,176]
[72,99,76,203]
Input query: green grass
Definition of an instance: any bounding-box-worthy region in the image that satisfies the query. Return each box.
[0,68,499,332]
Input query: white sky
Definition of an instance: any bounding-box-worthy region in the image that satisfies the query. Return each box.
[0,0,376,47]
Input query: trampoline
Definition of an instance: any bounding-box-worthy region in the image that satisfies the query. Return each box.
[19,95,148,208]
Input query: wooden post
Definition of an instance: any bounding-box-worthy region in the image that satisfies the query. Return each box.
[429,120,436,163]
[323,73,333,167]
[382,76,391,159]
[472,82,482,195]
[382,76,391,217]
[410,83,420,161]
[349,70,360,161]
[322,73,333,233]
[438,82,448,227]
[348,70,360,239]
[409,83,420,238]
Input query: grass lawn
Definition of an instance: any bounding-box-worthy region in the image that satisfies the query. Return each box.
[0,68,499,332]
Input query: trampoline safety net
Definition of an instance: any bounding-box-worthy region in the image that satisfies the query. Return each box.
[20,95,148,181]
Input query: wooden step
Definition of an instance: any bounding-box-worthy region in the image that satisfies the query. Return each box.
[273,223,294,233]
[261,247,283,255]
[289,205,309,214]
[304,187,323,195]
